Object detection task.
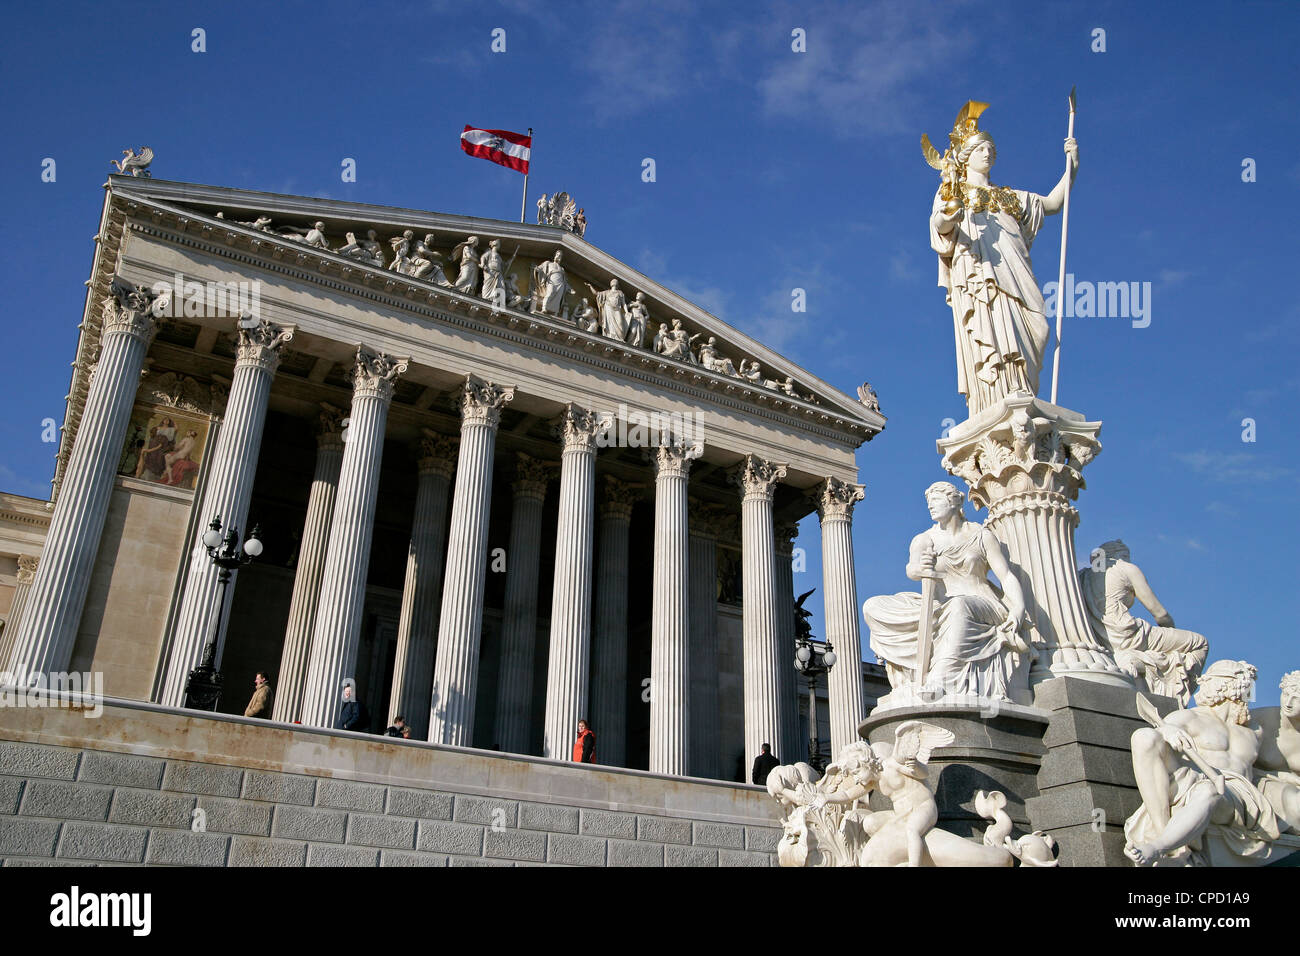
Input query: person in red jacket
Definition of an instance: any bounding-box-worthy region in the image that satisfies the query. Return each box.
[572,719,596,763]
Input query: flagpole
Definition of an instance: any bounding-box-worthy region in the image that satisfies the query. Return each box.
[520,127,532,223]
[1049,89,1076,406]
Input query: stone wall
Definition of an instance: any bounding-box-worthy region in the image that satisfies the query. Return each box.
[0,695,779,867]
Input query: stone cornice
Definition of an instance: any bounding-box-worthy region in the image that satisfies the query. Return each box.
[101,185,883,444]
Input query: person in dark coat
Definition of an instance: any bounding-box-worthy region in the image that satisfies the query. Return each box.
[572,719,596,763]
[337,683,369,732]
[751,743,780,785]
[386,715,408,738]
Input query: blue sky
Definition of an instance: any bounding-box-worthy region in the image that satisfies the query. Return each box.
[1,0,1296,702]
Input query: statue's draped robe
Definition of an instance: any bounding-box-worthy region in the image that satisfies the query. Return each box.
[931,185,1050,415]
[533,261,566,314]
[864,529,1015,699]
[479,249,503,301]
[597,289,628,341]
[453,248,479,293]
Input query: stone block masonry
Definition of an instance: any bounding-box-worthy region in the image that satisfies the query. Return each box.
[0,696,778,867]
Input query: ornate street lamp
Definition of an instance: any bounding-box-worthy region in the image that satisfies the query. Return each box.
[793,588,835,772]
[182,515,263,711]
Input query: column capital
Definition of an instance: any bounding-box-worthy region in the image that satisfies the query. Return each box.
[774,520,800,554]
[599,475,642,521]
[731,454,788,502]
[353,346,410,403]
[460,375,515,427]
[16,555,38,584]
[316,402,346,452]
[688,500,731,540]
[511,452,552,501]
[552,404,608,454]
[101,284,164,344]
[416,428,458,478]
[236,319,295,374]
[815,477,866,522]
[647,441,698,480]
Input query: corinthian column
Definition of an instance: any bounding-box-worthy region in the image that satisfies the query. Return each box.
[0,557,39,670]
[161,318,294,706]
[542,406,604,760]
[688,502,724,779]
[273,405,344,723]
[388,429,458,740]
[646,442,693,775]
[733,454,789,767]
[298,348,408,728]
[817,477,867,757]
[589,477,639,768]
[493,453,551,755]
[937,393,1127,688]
[9,289,162,681]
[428,377,515,745]
[774,521,801,766]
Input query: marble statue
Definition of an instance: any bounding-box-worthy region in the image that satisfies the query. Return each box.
[574,208,587,237]
[531,251,569,316]
[586,279,629,342]
[337,229,385,267]
[626,292,650,348]
[216,212,274,233]
[1254,671,1300,833]
[111,146,153,177]
[863,481,1034,706]
[1080,539,1208,705]
[388,230,418,275]
[739,359,763,384]
[281,221,330,251]
[536,194,549,224]
[572,298,598,333]
[450,236,480,293]
[857,382,881,413]
[1124,660,1283,866]
[411,233,452,286]
[924,101,1077,415]
[502,273,528,310]
[654,319,698,362]
[478,239,504,302]
[768,727,1057,867]
[696,336,737,376]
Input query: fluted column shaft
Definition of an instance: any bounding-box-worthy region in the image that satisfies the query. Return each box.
[735,455,789,766]
[774,524,801,765]
[590,478,637,768]
[818,478,867,757]
[428,378,515,745]
[649,443,692,775]
[161,320,293,706]
[388,431,457,739]
[273,408,344,722]
[299,348,408,728]
[543,407,602,760]
[688,506,721,780]
[0,557,39,671]
[494,454,549,754]
[9,297,159,681]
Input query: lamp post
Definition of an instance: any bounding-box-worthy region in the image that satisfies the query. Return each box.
[794,633,836,773]
[182,514,263,711]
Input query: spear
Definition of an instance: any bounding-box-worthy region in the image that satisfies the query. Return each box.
[1049,87,1076,406]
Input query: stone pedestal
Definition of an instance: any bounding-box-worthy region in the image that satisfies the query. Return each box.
[861,701,1050,839]
[937,393,1128,687]
[1026,676,1178,867]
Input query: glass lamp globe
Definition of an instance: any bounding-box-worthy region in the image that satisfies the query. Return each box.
[823,650,838,668]
[202,521,223,549]
[796,644,811,664]
[243,532,264,558]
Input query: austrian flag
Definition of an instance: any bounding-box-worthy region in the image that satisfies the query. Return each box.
[460,126,531,174]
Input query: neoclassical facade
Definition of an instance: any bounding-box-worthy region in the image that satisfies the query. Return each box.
[1,176,885,780]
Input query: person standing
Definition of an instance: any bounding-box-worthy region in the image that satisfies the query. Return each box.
[337,682,369,732]
[572,719,596,764]
[751,743,779,785]
[244,672,273,719]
